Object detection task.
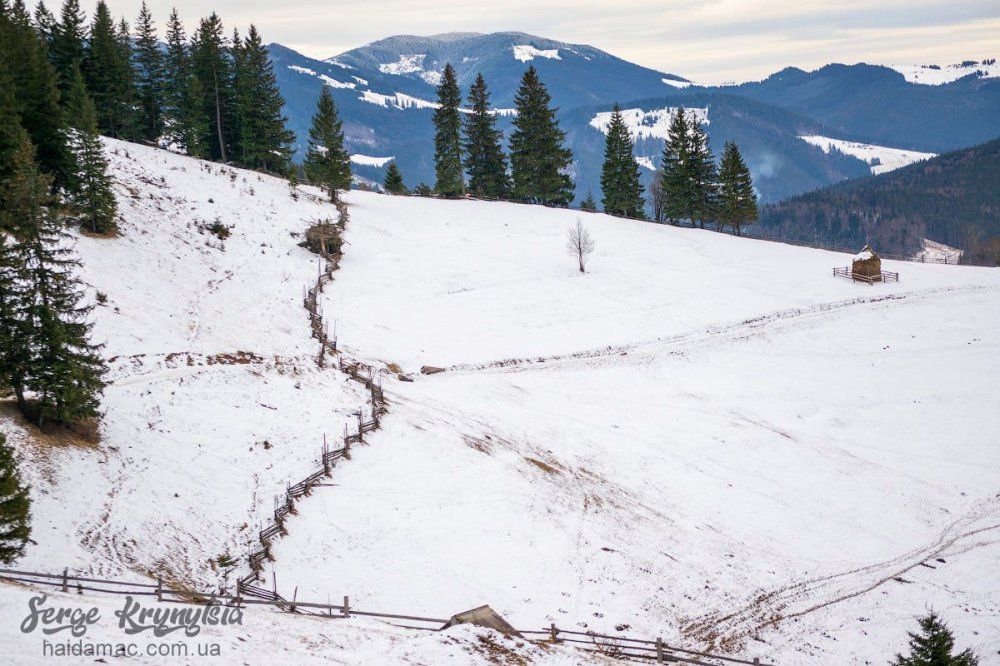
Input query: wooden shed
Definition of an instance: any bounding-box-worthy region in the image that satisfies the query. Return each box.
[852,245,882,281]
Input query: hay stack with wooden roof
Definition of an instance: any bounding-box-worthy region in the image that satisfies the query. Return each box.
[852,245,882,281]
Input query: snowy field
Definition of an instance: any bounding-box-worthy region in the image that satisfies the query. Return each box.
[267,190,998,663]
[2,141,999,664]
[798,135,936,175]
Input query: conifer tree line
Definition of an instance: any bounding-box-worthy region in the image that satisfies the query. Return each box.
[651,107,759,234]
[2,0,108,431]
[423,64,574,206]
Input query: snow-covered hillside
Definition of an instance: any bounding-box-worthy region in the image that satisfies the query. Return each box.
[799,135,936,174]
[3,140,999,664]
[889,59,1000,85]
[268,191,997,664]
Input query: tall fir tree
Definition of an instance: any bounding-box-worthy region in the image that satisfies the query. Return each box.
[32,1,57,49]
[658,107,691,225]
[462,73,509,199]
[0,54,25,196]
[82,2,136,138]
[382,162,407,195]
[64,68,117,234]
[303,86,350,199]
[235,25,293,173]
[51,0,86,104]
[580,191,597,211]
[599,104,645,218]
[893,612,979,666]
[133,1,163,143]
[509,66,574,206]
[687,114,717,228]
[1,1,76,191]
[716,141,757,235]
[8,139,106,426]
[190,13,236,162]
[0,229,33,411]
[432,63,463,196]
[161,8,189,146]
[178,73,210,158]
[0,432,31,565]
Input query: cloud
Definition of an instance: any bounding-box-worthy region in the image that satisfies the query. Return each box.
[54,0,1000,84]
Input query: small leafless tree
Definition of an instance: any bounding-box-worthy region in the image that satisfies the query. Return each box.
[566,219,596,273]
[649,170,664,222]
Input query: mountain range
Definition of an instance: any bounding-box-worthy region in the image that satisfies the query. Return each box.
[268,32,999,207]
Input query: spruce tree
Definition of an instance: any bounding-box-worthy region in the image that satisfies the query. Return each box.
[190,13,235,162]
[65,69,117,234]
[82,2,139,139]
[688,114,717,229]
[509,66,574,206]
[717,141,757,235]
[0,230,33,410]
[51,0,87,104]
[432,63,463,196]
[32,1,57,49]
[161,8,188,146]
[133,1,163,143]
[235,25,293,173]
[600,104,645,218]
[462,73,509,199]
[0,56,24,196]
[1,1,75,190]
[383,162,407,195]
[658,107,690,225]
[0,432,31,564]
[893,612,979,666]
[178,73,210,158]
[580,192,596,211]
[303,86,350,199]
[8,139,106,426]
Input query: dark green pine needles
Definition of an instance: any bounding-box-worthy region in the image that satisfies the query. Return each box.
[599,104,645,218]
[304,86,351,200]
[0,433,31,565]
[433,63,464,196]
[509,66,574,206]
[462,73,509,199]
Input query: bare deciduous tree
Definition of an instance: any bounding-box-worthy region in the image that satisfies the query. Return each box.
[649,170,664,222]
[566,219,596,273]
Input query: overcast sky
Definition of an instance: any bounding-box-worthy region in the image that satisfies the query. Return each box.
[48,1,1000,83]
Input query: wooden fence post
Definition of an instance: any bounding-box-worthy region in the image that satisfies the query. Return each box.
[656,637,664,662]
[61,568,68,593]
[156,577,163,602]
[342,595,350,617]
[549,623,558,642]
[753,659,760,666]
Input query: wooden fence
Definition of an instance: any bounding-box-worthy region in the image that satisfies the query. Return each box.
[238,195,389,603]
[832,266,901,284]
[0,567,773,665]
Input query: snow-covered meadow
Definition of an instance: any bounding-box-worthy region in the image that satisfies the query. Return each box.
[2,140,999,664]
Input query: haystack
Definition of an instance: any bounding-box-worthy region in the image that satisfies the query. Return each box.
[441,605,522,637]
[852,245,881,281]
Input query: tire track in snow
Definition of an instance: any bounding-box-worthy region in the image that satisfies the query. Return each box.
[681,491,1000,649]
[436,286,995,377]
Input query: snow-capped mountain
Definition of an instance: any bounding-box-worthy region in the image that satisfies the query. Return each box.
[270,34,1000,205]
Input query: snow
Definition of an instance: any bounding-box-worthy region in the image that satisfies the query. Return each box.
[662,77,693,88]
[359,89,439,110]
[798,135,936,174]
[264,190,1000,664]
[913,238,964,264]
[589,106,710,142]
[286,64,356,89]
[491,107,518,117]
[635,155,657,171]
[854,246,875,261]
[378,54,428,75]
[889,59,1000,85]
[350,154,395,167]
[4,139,1000,664]
[512,44,561,63]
